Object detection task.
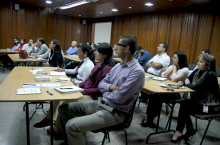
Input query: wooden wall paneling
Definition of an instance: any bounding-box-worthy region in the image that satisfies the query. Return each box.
[38,7,48,44]
[2,2,13,48]
[55,15,66,49]
[81,23,87,44]
[115,17,123,43]
[137,14,147,49]
[0,4,2,48]
[86,20,92,43]
[121,16,132,36]
[73,18,82,44]
[64,16,74,51]
[26,6,36,42]
[179,10,199,64]
[144,13,159,57]
[193,11,214,63]
[168,11,183,58]
[209,15,220,67]
[34,8,40,40]
[47,9,55,45]
[91,23,95,43]
[16,4,26,41]
[155,12,171,56]
[130,15,139,39]
[110,17,117,45]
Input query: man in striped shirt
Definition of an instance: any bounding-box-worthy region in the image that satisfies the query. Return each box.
[58,35,145,145]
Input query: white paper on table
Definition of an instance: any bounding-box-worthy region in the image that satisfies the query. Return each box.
[145,76,167,81]
[50,71,66,76]
[16,88,41,95]
[159,84,185,89]
[55,77,70,82]
[28,68,44,74]
[41,83,61,88]
[23,84,41,88]
[55,86,84,94]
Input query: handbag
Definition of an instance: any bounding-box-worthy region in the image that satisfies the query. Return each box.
[19,50,28,59]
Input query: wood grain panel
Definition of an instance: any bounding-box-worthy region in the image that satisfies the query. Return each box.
[137,15,147,49]
[179,10,199,64]
[0,4,2,48]
[168,11,183,58]
[38,7,48,44]
[26,6,36,42]
[47,8,55,45]
[73,18,82,45]
[209,15,220,67]
[86,20,92,43]
[55,15,66,49]
[64,16,74,51]
[130,15,139,39]
[110,17,117,45]
[121,16,132,36]
[144,13,159,57]
[193,11,213,63]
[34,7,40,40]
[81,23,87,44]
[115,17,123,43]
[16,4,26,41]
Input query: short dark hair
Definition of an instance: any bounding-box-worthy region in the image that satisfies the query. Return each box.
[136,46,143,51]
[174,51,188,69]
[87,41,92,46]
[202,49,210,54]
[120,35,137,55]
[30,39,34,43]
[37,38,45,44]
[160,42,168,52]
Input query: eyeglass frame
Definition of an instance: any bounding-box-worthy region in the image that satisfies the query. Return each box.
[117,43,127,47]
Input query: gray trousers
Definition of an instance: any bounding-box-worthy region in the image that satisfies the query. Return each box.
[58,98,126,145]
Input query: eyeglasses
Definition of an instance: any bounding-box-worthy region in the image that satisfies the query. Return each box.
[117,43,127,47]
[172,57,177,59]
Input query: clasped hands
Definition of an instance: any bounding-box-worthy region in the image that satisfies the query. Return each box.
[177,78,190,87]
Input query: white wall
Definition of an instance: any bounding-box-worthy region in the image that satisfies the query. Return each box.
[94,22,112,44]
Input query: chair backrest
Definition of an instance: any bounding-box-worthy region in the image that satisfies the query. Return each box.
[188,63,197,70]
[142,66,149,73]
[216,67,220,77]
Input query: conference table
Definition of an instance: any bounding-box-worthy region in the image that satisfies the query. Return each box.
[0,67,83,145]
[7,54,47,67]
[141,73,195,143]
[0,49,19,54]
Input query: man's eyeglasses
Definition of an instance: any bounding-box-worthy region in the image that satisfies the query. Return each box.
[117,43,127,47]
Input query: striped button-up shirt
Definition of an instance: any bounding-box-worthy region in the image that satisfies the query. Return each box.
[99,59,145,113]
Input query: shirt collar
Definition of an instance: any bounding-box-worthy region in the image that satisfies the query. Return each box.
[158,53,167,57]
[120,59,138,67]
[83,57,90,62]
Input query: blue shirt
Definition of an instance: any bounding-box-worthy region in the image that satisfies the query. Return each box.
[66,46,78,55]
[99,59,145,113]
[12,44,20,51]
[134,50,152,66]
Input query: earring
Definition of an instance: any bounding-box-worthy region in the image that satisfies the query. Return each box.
[84,55,86,57]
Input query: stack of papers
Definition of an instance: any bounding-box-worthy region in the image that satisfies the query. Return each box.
[55,77,70,82]
[159,84,185,89]
[28,68,44,74]
[16,88,41,95]
[50,71,66,76]
[23,83,61,89]
[35,76,52,82]
[145,76,167,81]
[55,86,84,94]
[36,71,48,75]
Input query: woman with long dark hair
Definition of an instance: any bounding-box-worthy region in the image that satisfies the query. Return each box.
[16,39,26,51]
[12,38,20,51]
[48,40,63,67]
[141,51,189,127]
[33,43,113,137]
[169,54,220,143]
[59,44,95,84]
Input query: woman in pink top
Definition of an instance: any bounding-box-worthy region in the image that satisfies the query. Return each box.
[140,51,189,127]
[33,43,114,136]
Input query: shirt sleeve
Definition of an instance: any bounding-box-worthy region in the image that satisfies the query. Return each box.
[171,68,189,82]
[100,69,145,104]
[81,63,94,82]
[161,65,173,78]
[138,51,151,62]
[158,55,170,67]
[31,45,48,55]
[65,67,78,75]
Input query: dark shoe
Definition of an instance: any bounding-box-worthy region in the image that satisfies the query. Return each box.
[47,129,64,140]
[33,117,55,128]
[169,135,183,143]
[140,119,154,127]
[182,129,196,140]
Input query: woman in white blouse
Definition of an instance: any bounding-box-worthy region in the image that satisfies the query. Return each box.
[140,51,189,127]
[59,44,95,84]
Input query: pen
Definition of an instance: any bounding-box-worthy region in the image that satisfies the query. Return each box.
[60,88,73,89]
[47,91,53,95]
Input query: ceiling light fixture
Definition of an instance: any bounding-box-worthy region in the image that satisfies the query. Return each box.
[100,11,103,13]
[79,15,81,16]
[145,3,153,6]
[46,0,52,4]
[129,7,132,9]
[60,0,89,9]
[111,8,118,12]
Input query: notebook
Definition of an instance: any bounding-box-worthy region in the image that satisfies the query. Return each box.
[16,88,41,95]
[55,77,71,82]
[145,76,167,81]
[36,71,48,75]
[54,86,84,94]
[35,76,52,82]
[50,71,66,76]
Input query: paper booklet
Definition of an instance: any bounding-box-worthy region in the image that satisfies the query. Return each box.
[23,83,61,89]
[16,88,41,95]
[50,71,66,76]
[159,84,185,89]
[35,76,52,82]
[54,86,84,94]
[55,77,71,82]
[36,71,48,75]
[145,76,167,81]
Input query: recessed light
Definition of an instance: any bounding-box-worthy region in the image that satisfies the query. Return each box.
[111,9,118,12]
[145,3,153,6]
[129,7,132,9]
[46,0,52,4]
[100,11,103,13]
[79,15,81,16]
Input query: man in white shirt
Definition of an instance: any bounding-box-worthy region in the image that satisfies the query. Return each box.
[146,42,170,76]
[22,39,34,53]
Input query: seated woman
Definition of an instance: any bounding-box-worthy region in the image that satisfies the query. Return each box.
[63,44,95,84]
[169,54,220,143]
[33,43,113,136]
[140,51,189,127]
[16,39,26,51]
[12,38,20,51]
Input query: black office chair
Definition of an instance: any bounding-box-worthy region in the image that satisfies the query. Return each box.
[92,98,138,145]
